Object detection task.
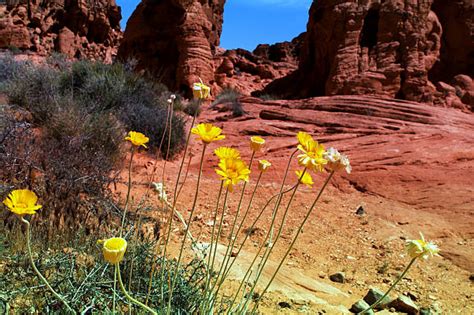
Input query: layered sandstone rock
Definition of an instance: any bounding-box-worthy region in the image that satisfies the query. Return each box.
[262,0,473,111]
[0,0,122,61]
[213,34,303,95]
[118,0,225,96]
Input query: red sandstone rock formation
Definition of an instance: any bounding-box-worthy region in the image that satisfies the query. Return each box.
[118,0,225,95]
[0,0,122,62]
[262,0,473,111]
[213,34,303,95]
[198,94,474,270]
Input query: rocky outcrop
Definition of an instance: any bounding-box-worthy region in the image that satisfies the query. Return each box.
[200,94,474,271]
[262,0,473,111]
[118,0,225,96]
[213,34,303,95]
[0,0,122,61]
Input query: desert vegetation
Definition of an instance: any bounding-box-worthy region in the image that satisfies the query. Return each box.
[0,56,445,314]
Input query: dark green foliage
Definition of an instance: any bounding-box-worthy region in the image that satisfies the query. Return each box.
[183,99,202,117]
[0,232,207,314]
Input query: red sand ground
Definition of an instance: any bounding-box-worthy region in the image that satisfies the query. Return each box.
[117,96,474,313]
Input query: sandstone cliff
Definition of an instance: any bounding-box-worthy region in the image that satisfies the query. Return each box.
[0,0,122,61]
[262,0,473,111]
[118,0,225,95]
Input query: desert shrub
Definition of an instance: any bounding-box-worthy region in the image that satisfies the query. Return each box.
[0,57,186,234]
[258,93,278,101]
[183,99,202,117]
[211,87,240,107]
[231,100,245,117]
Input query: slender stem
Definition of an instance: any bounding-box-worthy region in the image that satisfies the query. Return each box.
[209,188,230,285]
[213,170,263,311]
[360,257,418,314]
[204,183,224,295]
[213,152,255,287]
[116,263,157,315]
[204,187,230,313]
[21,217,75,314]
[113,266,117,314]
[241,176,302,314]
[168,142,208,312]
[120,147,135,237]
[250,171,335,314]
[159,110,198,310]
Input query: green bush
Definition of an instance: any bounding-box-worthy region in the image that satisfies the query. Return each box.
[0,57,186,232]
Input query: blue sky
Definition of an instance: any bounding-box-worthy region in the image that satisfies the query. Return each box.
[117,0,311,51]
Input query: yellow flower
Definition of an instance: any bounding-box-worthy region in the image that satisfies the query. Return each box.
[296,132,327,172]
[258,159,272,172]
[324,147,351,174]
[215,158,251,192]
[193,82,211,99]
[125,131,149,148]
[406,233,440,260]
[102,237,128,264]
[3,189,42,216]
[215,147,241,160]
[295,170,314,188]
[250,136,265,152]
[297,132,314,151]
[192,123,225,144]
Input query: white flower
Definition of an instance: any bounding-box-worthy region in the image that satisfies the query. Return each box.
[324,147,351,174]
[152,182,168,202]
[170,94,176,100]
[405,233,440,260]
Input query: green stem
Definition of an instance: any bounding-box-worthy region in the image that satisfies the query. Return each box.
[120,147,135,237]
[203,183,224,301]
[223,184,298,313]
[21,217,75,314]
[116,263,157,315]
[241,174,302,313]
[168,142,208,312]
[360,257,418,314]
[113,266,117,314]
[250,171,335,314]
[159,110,198,310]
[213,152,255,288]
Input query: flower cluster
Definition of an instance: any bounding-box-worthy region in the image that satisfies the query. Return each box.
[295,132,351,187]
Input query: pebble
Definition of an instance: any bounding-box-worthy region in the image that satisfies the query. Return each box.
[356,205,365,215]
[349,299,373,314]
[278,301,291,309]
[388,295,419,314]
[363,287,392,307]
[329,272,345,283]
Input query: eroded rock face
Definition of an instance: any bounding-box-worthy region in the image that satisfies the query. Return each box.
[262,0,473,111]
[213,34,303,95]
[0,0,122,61]
[118,0,225,95]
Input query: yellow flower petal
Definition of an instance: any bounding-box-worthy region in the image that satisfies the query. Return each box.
[215,147,241,160]
[3,189,42,216]
[250,136,265,152]
[102,237,127,264]
[192,123,225,144]
[215,158,251,192]
[295,170,314,188]
[125,131,149,148]
[258,159,272,172]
